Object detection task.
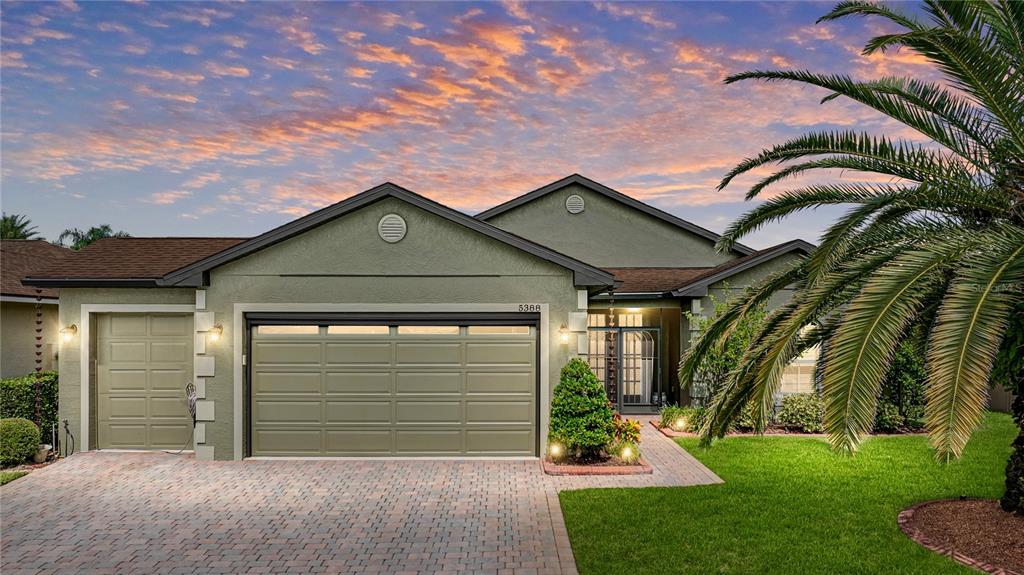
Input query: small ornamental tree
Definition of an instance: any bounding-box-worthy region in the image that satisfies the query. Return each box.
[549,358,614,462]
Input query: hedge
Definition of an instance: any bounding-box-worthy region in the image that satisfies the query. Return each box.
[0,371,58,435]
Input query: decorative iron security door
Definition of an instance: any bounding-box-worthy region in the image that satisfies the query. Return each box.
[583,326,661,410]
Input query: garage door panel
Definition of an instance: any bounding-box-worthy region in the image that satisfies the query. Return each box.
[466,372,533,395]
[251,319,537,457]
[109,315,147,336]
[254,430,321,454]
[466,430,533,454]
[396,430,462,453]
[150,369,189,391]
[149,424,192,447]
[254,372,321,394]
[149,397,188,419]
[150,315,190,336]
[325,343,391,365]
[103,397,147,419]
[465,342,534,365]
[325,372,391,394]
[254,400,321,423]
[253,342,321,364]
[396,372,461,395]
[326,401,392,424]
[466,400,533,424]
[102,424,148,448]
[396,400,461,424]
[151,342,189,363]
[103,370,148,392]
[325,430,392,453]
[109,341,147,363]
[396,343,460,365]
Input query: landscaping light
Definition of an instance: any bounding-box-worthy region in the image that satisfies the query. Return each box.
[621,446,633,459]
[558,324,570,345]
[60,324,77,343]
[549,443,563,457]
[208,323,223,343]
[675,417,687,431]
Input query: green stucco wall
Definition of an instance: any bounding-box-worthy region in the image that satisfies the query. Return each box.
[1,301,59,378]
[199,197,579,458]
[484,183,736,268]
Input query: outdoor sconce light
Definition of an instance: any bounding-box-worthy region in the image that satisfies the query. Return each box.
[208,323,223,343]
[558,324,570,345]
[60,324,77,343]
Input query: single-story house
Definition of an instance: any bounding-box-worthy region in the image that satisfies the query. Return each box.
[1,240,69,378]
[24,174,812,460]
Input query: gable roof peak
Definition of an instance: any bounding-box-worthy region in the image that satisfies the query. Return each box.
[475,174,755,256]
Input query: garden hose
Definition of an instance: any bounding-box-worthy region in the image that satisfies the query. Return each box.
[62,419,75,457]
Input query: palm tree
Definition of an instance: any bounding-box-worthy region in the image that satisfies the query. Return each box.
[1,213,41,240]
[58,225,130,250]
[679,0,1024,513]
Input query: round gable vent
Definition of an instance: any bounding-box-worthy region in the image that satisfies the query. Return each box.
[565,194,585,214]
[378,213,407,243]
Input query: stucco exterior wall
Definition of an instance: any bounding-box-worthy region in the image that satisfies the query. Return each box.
[56,288,196,451]
[484,183,736,268]
[200,197,579,459]
[1,301,59,378]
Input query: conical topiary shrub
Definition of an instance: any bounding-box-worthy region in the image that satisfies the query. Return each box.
[548,358,614,462]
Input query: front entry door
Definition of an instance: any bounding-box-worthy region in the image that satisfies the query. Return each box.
[583,327,661,411]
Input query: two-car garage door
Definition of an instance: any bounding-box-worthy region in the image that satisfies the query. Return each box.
[249,317,538,457]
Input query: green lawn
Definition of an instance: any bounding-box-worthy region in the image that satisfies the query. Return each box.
[0,471,28,486]
[560,412,1015,575]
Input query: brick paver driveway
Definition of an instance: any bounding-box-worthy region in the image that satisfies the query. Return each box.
[1,420,719,574]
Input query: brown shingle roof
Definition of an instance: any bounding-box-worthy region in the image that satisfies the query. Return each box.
[0,240,71,299]
[27,237,247,281]
[605,267,713,293]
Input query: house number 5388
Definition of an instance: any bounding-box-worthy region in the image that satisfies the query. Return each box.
[518,304,541,312]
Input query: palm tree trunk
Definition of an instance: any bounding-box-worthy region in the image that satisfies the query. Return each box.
[1001,383,1024,515]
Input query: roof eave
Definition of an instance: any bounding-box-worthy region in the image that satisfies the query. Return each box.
[669,239,815,297]
[22,277,162,288]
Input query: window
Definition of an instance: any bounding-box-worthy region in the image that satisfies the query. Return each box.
[256,325,319,335]
[397,325,459,335]
[467,325,530,335]
[780,345,819,394]
[327,325,389,335]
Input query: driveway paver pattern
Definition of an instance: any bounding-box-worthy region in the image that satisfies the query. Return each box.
[1,418,719,574]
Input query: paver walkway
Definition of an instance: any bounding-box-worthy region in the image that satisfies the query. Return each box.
[1,418,719,574]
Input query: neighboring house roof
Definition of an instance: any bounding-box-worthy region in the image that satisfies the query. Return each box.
[670,239,815,297]
[475,174,756,256]
[25,237,246,287]
[0,240,70,300]
[604,267,712,294]
[25,183,616,290]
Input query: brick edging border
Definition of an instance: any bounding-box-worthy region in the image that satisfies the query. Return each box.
[541,458,653,476]
[897,499,1022,575]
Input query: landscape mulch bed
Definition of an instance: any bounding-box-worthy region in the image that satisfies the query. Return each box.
[899,499,1024,575]
[542,457,653,476]
[649,419,925,439]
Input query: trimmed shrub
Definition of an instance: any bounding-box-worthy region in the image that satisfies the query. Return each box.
[776,393,824,433]
[0,371,58,434]
[1,418,40,466]
[732,401,764,432]
[878,339,926,426]
[611,413,641,445]
[874,401,905,433]
[549,358,614,461]
[658,405,686,430]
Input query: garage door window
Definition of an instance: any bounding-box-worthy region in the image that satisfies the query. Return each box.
[467,325,532,335]
[256,325,319,335]
[397,325,460,335]
[327,325,389,335]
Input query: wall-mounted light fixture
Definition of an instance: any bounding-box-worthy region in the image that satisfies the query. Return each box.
[207,323,223,343]
[59,324,77,343]
[558,324,570,345]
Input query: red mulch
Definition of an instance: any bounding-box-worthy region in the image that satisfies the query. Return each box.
[900,499,1024,575]
[542,457,653,476]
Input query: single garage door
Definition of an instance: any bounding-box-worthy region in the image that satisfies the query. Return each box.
[249,317,537,456]
[95,313,193,450]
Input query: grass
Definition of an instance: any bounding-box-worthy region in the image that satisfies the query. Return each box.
[0,471,28,486]
[559,412,1015,575]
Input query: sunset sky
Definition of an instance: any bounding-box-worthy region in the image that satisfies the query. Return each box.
[1,1,934,247]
